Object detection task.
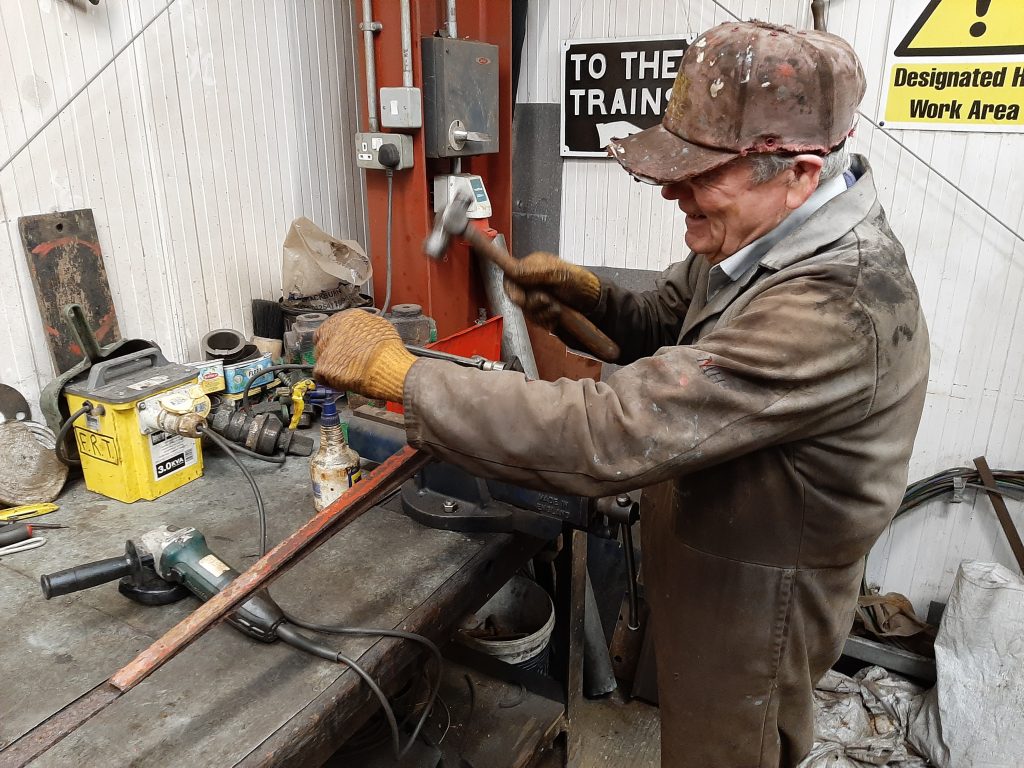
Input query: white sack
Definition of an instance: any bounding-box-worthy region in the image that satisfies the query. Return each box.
[908,561,1024,767]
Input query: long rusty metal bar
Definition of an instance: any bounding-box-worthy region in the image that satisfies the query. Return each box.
[0,445,430,766]
[112,445,430,690]
[974,455,1024,573]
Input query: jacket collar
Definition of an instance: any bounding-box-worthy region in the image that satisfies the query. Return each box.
[758,153,877,272]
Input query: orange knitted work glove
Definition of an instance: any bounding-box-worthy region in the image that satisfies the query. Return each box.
[313,310,417,403]
[503,251,601,329]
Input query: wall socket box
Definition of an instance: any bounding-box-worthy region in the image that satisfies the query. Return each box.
[354,133,414,171]
[379,87,422,129]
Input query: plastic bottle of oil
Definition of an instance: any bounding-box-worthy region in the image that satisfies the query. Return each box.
[310,397,361,512]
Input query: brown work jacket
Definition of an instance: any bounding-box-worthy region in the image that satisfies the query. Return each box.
[403,155,930,767]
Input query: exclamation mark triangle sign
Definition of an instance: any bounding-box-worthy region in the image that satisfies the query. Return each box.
[896,0,1024,57]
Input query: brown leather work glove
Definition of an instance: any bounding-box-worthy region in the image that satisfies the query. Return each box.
[503,251,602,329]
[313,310,417,403]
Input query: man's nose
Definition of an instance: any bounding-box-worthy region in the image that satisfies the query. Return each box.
[661,181,690,202]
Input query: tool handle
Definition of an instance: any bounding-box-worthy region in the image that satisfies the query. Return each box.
[462,227,621,362]
[41,554,132,599]
[0,524,32,548]
[556,304,621,362]
[66,304,103,364]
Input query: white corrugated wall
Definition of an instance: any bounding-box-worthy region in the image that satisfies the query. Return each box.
[0,0,366,412]
[518,0,1024,614]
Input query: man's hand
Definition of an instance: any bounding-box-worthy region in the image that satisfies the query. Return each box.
[503,251,601,329]
[313,310,417,402]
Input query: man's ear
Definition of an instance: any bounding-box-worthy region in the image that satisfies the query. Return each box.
[786,155,825,210]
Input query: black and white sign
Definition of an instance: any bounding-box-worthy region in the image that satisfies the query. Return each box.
[561,35,694,157]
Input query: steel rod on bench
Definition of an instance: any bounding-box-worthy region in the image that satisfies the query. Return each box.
[0,445,430,767]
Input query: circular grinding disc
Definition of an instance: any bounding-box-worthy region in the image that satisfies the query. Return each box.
[0,421,68,505]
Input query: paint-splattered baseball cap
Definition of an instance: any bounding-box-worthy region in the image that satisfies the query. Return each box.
[609,21,866,184]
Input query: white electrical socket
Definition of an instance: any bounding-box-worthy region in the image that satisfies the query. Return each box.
[355,133,414,171]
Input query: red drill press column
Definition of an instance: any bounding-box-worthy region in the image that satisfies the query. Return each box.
[356,0,513,339]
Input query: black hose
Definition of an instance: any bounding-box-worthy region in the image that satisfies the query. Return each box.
[241,364,314,415]
[55,403,93,466]
[198,426,267,556]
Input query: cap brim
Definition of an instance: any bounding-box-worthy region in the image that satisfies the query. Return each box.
[608,124,738,185]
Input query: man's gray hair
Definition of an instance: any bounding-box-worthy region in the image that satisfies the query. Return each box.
[747,144,850,185]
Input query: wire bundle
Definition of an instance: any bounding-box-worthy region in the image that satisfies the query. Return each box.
[896,466,1024,519]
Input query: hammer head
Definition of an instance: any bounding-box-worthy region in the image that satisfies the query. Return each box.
[423,190,473,260]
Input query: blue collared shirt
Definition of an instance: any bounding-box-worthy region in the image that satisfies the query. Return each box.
[706,171,854,300]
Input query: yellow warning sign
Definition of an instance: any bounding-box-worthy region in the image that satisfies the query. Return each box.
[885,63,1024,126]
[896,0,1024,57]
[881,1,1024,132]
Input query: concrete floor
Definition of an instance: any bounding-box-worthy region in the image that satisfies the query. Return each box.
[534,693,661,768]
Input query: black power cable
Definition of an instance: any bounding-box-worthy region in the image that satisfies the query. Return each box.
[211,433,286,465]
[55,402,93,466]
[198,425,268,557]
[209,416,443,762]
[274,623,406,758]
[279,612,443,761]
[862,465,1024,627]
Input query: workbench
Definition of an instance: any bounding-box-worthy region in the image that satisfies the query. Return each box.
[0,444,544,766]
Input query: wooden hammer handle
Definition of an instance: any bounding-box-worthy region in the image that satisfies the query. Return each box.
[462,226,620,362]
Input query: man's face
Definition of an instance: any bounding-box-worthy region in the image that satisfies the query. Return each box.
[660,157,819,265]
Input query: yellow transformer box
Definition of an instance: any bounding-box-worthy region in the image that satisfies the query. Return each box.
[65,349,206,503]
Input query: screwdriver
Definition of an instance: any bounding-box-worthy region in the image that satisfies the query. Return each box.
[0,502,59,523]
[0,524,36,548]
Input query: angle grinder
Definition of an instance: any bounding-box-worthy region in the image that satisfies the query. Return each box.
[41,525,291,644]
[38,524,444,760]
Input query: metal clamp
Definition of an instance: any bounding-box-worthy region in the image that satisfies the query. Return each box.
[952,475,967,503]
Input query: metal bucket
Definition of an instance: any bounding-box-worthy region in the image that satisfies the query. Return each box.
[457,575,555,674]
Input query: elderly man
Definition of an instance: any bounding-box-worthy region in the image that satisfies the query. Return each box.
[315,21,930,768]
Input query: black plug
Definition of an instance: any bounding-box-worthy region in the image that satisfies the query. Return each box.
[378,143,401,169]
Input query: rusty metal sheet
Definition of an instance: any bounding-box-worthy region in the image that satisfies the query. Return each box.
[18,209,120,374]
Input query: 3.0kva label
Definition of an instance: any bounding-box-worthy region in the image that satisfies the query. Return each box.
[150,431,198,481]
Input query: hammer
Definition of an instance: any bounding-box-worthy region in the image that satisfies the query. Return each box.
[424,191,620,362]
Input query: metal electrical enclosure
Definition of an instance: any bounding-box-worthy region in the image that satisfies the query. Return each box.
[421,37,500,158]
